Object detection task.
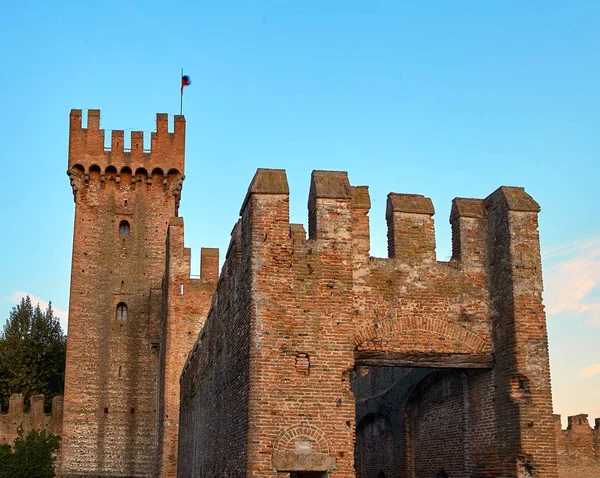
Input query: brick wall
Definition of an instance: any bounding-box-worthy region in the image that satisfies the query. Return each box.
[555,414,600,478]
[178,219,251,477]
[405,372,467,478]
[157,219,218,477]
[178,168,558,477]
[0,394,63,446]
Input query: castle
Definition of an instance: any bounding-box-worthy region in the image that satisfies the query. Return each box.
[1,110,598,477]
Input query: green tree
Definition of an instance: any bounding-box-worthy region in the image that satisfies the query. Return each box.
[0,296,66,411]
[0,426,60,478]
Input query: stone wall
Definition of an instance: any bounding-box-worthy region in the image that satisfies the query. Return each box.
[555,413,600,478]
[0,394,63,446]
[178,168,558,477]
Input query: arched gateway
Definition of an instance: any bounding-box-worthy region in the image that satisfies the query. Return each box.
[178,169,558,477]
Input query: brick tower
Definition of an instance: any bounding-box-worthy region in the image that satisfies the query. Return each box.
[61,109,185,477]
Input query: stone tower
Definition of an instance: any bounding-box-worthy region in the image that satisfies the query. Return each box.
[61,109,185,477]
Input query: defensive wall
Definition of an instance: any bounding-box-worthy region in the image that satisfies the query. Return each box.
[178,168,558,477]
[0,394,63,445]
[555,414,600,478]
[155,218,219,477]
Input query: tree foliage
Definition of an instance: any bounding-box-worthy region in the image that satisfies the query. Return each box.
[0,296,66,411]
[0,426,60,478]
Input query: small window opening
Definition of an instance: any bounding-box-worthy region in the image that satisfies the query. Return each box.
[104,407,109,414]
[116,303,128,321]
[119,220,130,236]
[130,407,135,414]
[124,200,128,207]
[180,283,184,295]
[118,366,122,378]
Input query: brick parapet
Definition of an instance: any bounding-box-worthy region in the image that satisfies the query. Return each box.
[68,109,185,176]
[554,413,600,477]
[67,109,185,211]
[0,394,63,446]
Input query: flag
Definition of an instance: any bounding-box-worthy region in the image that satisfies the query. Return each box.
[181,75,191,94]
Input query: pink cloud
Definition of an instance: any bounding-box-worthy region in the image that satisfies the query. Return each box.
[579,362,600,378]
[543,237,600,328]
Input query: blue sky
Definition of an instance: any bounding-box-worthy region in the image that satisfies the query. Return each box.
[0,1,598,425]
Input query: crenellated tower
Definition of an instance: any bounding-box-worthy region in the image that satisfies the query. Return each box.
[61,109,186,477]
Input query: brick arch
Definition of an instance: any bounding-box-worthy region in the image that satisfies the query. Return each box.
[354,317,487,353]
[272,424,331,454]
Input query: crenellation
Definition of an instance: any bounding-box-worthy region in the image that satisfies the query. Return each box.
[450,197,487,266]
[386,192,436,262]
[554,413,600,477]
[200,247,219,281]
[307,170,352,241]
[181,169,556,477]
[0,394,63,446]
[68,110,185,190]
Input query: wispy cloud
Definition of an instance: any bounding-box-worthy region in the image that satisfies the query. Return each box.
[543,237,600,328]
[579,362,600,378]
[5,291,68,332]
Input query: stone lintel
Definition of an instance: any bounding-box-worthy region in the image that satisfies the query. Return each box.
[272,450,336,472]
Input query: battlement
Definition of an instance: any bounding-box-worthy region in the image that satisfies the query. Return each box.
[242,168,540,269]
[67,109,185,183]
[0,394,63,445]
[554,413,600,473]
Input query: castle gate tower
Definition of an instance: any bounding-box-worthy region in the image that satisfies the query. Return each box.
[62,109,185,477]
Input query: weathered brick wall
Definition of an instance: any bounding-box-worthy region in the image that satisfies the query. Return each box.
[178,219,251,476]
[353,367,430,478]
[405,372,467,477]
[486,189,558,477]
[0,394,63,445]
[555,414,600,478]
[178,168,558,477]
[61,109,185,477]
[157,219,218,478]
[352,367,498,478]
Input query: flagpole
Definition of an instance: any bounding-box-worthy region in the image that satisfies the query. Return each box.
[180,68,183,115]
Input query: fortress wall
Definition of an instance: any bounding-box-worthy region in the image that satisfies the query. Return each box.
[0,394,63,446]
[178,168,557,477]
[178,217,251,477]
[555,413,600,478]
[157,218,218,477]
